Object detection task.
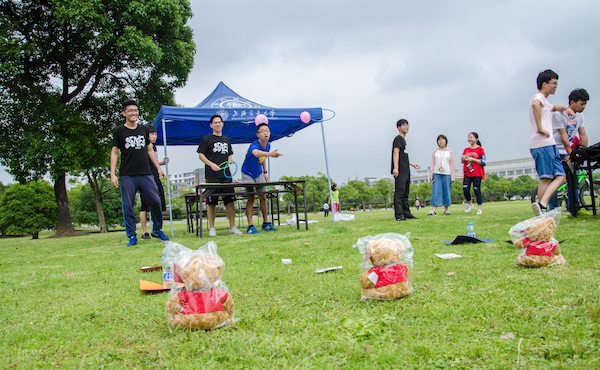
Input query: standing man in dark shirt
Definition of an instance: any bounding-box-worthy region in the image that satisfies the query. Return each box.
[391,119,420,221]
[197,114,243,236]
[110,99,170,246]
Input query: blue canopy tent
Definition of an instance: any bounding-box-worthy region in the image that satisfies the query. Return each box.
[149,82,332,235]
[151,81,322,145]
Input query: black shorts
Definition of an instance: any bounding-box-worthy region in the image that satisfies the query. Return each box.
[206,178,236,206]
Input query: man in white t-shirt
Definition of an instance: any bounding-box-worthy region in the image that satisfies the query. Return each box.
[548,88,590,213]
[528,69,575,216]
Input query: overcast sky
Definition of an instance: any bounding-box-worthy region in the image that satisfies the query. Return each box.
[2,0,599,186]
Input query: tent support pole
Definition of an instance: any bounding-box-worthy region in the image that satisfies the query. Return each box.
[161,118,174,237]
[321,120,335,221]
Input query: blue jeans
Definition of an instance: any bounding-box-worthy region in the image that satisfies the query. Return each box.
[431,173,452,207]
[120,175,163,238]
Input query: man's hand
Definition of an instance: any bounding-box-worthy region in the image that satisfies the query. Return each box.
[392,168,399,177]
[209,162,220,172]
[270,150,283,158]
[158,169,167,179]
[537,128,550,138]
[565,107,575,118]
[264,173,270,182]
[111,174,119,188]
[413,164,421,170]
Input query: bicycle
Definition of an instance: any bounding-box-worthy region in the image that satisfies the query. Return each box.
[531,170,600,210]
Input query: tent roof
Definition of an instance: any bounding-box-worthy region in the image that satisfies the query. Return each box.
[151,82,322,146]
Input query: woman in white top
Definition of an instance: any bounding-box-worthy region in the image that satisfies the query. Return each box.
[428,135,456,216]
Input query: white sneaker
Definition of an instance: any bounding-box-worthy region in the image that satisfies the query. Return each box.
[444,210,451,215]
[465,204,474,213]
[428,211,437,216]
[229,226,242,235]
[209,228,217,236]
[476,210,482,215]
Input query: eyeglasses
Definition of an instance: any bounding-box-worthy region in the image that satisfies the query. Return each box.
[258,130,270,134]
[548,82,558,86]
[124,109,138,113]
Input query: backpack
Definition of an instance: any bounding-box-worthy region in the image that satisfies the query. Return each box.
[570,142,600,164]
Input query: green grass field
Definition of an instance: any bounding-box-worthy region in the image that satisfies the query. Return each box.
[1,201,599,369]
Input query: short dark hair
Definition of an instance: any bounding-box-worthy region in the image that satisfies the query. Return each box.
[331,183,337,191]
[437,134,448,146]
[569,88,590,104]
[396,119,409,127]
[147,125,157,133]
[121,99,137,110]
[210,114,223,124]
[256,123,269,132]
[536,69,559,90]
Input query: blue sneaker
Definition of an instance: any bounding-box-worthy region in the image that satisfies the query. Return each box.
[246,225,260,234]
[151,230,170,241]
[126,235,138,246]
[261,222,277,231]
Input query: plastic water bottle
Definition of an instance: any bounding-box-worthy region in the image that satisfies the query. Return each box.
[466,222,476,238]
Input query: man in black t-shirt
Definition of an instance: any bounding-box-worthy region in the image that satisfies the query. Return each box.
[196,114,243,236]
[110,99,170,246]
[391,119,420,221]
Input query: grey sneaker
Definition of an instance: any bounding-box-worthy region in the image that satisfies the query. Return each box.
[444,210,451,215]
[229,226,242,235]
[209,228,217,236]
[532,202,546,216]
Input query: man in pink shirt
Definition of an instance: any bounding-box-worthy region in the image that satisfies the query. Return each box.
[528,69,575,215]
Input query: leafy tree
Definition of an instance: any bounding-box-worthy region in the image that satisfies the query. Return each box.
[451,179,463,203]
[69,181,123,229]
[0,180,57,239]
[374,178,394,209]
[0,181,8,236]
[416,182,432,204]
[0,0,195,236]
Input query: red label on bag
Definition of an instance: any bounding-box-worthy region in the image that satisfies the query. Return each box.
[369,264,408,288]
[177,290,229,314]
[523,239,558,257]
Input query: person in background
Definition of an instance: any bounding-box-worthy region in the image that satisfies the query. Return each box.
[549,88,589,214]
[330,183,340,213]
[528,69,574,215]
[429,134,456,216]
[323,202,330,217]
[391,119,420,221]
[461,132,485,215]
[140,125,168,240]
[110,99,169,246]
[197,114,243,236]
[240,122,282,234]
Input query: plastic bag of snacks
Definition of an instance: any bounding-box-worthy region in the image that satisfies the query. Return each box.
[164,241,235,330]
[353,232,414,300]
[508,208,565,267]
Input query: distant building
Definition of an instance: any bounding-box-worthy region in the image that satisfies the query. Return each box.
[363,177,379,187]
[169,168,205,193]
[411,157,537,184]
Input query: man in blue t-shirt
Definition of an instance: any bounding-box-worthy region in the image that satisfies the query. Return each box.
[241,123,283,234]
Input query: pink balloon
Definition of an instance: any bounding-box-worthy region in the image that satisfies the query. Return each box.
[254,114,268,126]
[300,111,311,124]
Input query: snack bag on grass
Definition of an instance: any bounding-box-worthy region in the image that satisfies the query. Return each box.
[354,233,414,300]
[508,208,565,267]
[164,241,235,330]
